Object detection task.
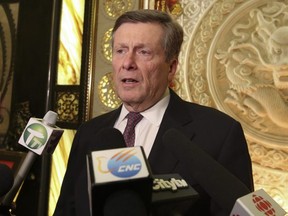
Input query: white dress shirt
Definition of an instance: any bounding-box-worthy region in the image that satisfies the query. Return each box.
[114,89,170,157]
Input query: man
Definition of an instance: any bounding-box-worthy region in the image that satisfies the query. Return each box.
[54,9,254,216]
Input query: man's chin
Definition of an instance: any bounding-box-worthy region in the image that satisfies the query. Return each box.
[118,91,142,101]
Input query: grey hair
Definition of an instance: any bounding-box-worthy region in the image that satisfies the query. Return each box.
[112,9,184,62]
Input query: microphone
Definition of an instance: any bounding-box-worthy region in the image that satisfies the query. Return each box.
[88,127,127,151]
[162,128,251,213]
[86,128,153,216]
[151,173,199,216]
[230,189,287,216]
[1,111,64,207]
[103,190,147,216]
[0,164,14,198]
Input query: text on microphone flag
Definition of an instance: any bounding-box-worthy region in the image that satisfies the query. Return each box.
[18,117,64,155]
[89,146,150,183]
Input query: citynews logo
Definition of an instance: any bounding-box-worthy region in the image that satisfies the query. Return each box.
[22,123,48,149]
[96,149,142,178]
[153,177,189,192]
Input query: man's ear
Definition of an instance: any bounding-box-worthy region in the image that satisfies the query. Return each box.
[168,59,178,86]
[169,58,178,74]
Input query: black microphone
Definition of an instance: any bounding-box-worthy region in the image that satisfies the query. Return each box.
[103,190,147,216]
[162,128,251,213]
[151,173,199,216]
[89,127,127,151]
[87,128,153,216]
[1,111,64,207]
[0,164,14,198]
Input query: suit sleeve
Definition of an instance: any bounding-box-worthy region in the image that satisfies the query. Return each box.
[210,120,254,215]
[218,121,254,190]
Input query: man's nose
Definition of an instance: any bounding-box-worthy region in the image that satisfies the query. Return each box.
[122,52,137,70]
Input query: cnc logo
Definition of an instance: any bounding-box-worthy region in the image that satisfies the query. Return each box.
[97,149,142,178]
[23,123,48,149]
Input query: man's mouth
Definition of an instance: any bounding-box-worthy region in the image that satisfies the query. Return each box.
[122,78,138,83]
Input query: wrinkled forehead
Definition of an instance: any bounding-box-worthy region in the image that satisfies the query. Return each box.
[112,22,165,46]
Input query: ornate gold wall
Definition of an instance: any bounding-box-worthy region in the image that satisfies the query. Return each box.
[50,0,288,215]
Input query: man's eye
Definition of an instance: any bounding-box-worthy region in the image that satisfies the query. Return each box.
[139,50,149,55]
[114,48,126,54]
[116,49,124,54]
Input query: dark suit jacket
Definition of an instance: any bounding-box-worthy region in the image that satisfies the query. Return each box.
[54,90,254,216]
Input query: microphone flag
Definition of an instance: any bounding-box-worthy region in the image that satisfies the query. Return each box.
[230,189,287,216]
[18,111,64,155]
[87,146,153,216]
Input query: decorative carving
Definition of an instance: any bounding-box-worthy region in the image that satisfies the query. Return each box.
[98,72,121,108]
[253,164,288,211]
[185,0,288,145]
[0,4,18,144]
[155,0,183,17]
[101,28,113,63]
[185,0,245,107]
[1,101,32,151]
[56,91,79,123]
[249,142,288,171]
[103,0,134,18]
[171,0,211,101]
[214,2,288,146]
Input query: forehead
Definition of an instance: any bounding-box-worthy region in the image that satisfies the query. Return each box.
[113,22,164,44]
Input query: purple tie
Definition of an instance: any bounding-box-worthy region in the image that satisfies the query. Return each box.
[123,112,143,147]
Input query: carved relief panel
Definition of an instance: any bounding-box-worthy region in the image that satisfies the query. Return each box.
[174,0,288,211]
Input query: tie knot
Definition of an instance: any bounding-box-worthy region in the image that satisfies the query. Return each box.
[127,112,143,125]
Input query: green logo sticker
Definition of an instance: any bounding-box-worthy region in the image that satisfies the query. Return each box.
[23,123,48,149]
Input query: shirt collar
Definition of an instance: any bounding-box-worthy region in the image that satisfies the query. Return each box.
[118,88,170,126]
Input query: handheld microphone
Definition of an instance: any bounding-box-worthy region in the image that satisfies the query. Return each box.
[163,128,251,213]
[1,111,64,207]
[0,164,14,198]
[87,128,153,216]
[151,173,199,216]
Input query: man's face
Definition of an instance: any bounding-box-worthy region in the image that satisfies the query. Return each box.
[112,22,177,112]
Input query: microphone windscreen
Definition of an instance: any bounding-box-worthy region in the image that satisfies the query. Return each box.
[163,128,250,212]
[0,164,14,197]
[92,128,126,151]
[103,190,147,216]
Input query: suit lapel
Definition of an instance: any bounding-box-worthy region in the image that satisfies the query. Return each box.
[148,90,195,174]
